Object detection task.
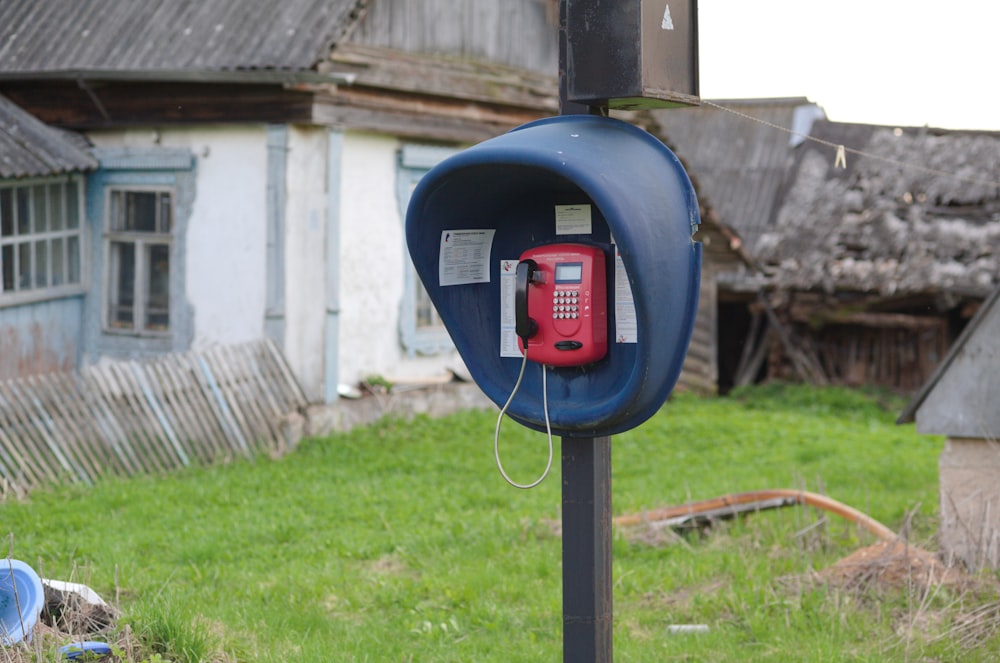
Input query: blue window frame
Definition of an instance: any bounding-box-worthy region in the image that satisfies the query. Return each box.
[0,176,86,306]
[85,148,196,358]
[396,144,460,356]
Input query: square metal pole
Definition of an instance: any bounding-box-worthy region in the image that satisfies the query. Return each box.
[558,1,612,661]
[561,436,613,663]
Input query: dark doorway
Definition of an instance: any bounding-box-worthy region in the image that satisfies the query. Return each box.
[717,300,763,394]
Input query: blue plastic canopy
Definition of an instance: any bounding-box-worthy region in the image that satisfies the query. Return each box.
[406,115,700,437]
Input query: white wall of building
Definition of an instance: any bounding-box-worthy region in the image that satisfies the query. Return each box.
[180,127,269,349]
[87,126,270,351]
[337,131,466,386]
[338,132,407,384]
[282,126,331,399]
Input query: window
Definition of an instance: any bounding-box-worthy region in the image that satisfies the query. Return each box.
[0,178,84,303]
[396,144,461,355]
[104,188,172,334]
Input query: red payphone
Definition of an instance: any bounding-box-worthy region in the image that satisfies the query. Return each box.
[515,243,608,366]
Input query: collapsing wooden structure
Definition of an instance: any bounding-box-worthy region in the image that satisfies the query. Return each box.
[0,340,308,498]
[754,121,1000,391]
[657,102,1000,393]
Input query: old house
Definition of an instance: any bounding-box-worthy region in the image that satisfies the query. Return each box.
[0,0,559,407]
[898,285,1000,569]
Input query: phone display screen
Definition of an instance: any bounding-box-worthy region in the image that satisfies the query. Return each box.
[555,262,583,283]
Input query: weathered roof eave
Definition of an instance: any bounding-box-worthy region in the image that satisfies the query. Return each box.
[0,93,97,178]
[0,69,358,86]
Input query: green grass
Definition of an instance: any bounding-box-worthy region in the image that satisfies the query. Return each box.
[3,384,997,661]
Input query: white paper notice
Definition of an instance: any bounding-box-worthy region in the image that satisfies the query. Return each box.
[499,259,523,357]
[614,243,638,343]
[555,204,592,235]
[438,229,496,286]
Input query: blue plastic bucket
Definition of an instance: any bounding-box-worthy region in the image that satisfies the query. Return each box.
[0,559,45,644]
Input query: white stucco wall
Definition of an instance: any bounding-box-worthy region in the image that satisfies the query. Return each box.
[86,126,270,350]
[282,126,330,399]
[178,127,269,348]
[337,131,466,386]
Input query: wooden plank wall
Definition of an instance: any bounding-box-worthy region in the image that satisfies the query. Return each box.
[0,339,308,498]
[349,0,558,74]
[677,224,746,394]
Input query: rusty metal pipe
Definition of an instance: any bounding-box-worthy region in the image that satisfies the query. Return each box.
[613,489,897,542]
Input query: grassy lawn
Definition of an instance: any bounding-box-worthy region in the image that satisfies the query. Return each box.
[3,384,998,661]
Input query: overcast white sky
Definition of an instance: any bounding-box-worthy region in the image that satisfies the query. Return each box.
[697,1,1000,130]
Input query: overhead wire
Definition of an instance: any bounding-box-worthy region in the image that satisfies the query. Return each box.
[700,99,1000,190]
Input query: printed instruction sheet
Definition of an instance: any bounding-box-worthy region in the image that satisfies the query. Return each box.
[438,229,496,286]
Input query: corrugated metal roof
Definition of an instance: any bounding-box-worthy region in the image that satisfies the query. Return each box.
[0,0,367,76]
[0,94,97,178]
[651,98,821,254]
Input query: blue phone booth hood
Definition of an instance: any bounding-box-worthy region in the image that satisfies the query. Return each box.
[406,115,701,437]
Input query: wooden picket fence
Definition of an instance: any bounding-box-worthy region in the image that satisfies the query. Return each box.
[0,339,309,498]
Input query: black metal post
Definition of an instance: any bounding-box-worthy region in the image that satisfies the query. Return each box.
[561,436,613,663]
[558,1,613,661]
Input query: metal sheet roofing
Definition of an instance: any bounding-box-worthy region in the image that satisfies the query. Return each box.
[0,0,367,77]
[0,94,97,178]
[651,98,821,254]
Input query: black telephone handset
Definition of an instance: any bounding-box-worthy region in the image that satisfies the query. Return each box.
[515,259,539,342]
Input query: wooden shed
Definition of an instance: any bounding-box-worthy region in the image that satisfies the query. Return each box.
[898,285,1000,569]
[754,120,1000,393]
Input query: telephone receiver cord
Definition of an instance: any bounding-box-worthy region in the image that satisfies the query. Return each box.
[494,350,554,489]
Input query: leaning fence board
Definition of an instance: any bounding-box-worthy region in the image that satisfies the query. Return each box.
[102,361,175,474]
[0,380,63,485]
[202,346,258,451]
[236,342,289,453]
[28,373,101,484]
[0,389,46,489]
[149,359,210,465]
[0,340,308,497]
[78,369,145,476]
[211,345,269,450]
[164,354,230,460]
[219,344,281,452]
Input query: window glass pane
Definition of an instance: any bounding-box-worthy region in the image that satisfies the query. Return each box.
[51,237,64,286]
[108,241,135,329]
[18,241,31,290]
[34,240,48,288]
[415,283,441,329]
[145,243,170,331]
[112,191,157,233]
[160,192,173,233]
[49,183,64,231]
[1,245,12,291]
[16,188,30,235]
[65,183,79,229]
[32,185,48,233]
[67,235,80,284]
[0,189,11,237]
[110,190,123,231]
